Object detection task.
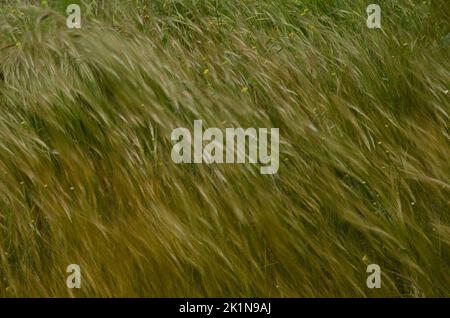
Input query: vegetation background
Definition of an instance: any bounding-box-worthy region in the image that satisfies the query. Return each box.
[0,0,449,297]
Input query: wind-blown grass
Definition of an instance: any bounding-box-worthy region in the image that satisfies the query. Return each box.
[0,0,449,297]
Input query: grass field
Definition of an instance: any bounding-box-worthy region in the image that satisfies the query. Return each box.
[0,0,449,297]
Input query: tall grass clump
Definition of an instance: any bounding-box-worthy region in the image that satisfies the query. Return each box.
[0,0,449,297]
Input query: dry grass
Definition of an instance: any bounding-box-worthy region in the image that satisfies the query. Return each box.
[0,0,449,297]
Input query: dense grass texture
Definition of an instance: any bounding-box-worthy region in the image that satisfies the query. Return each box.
[0,0,449,297]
